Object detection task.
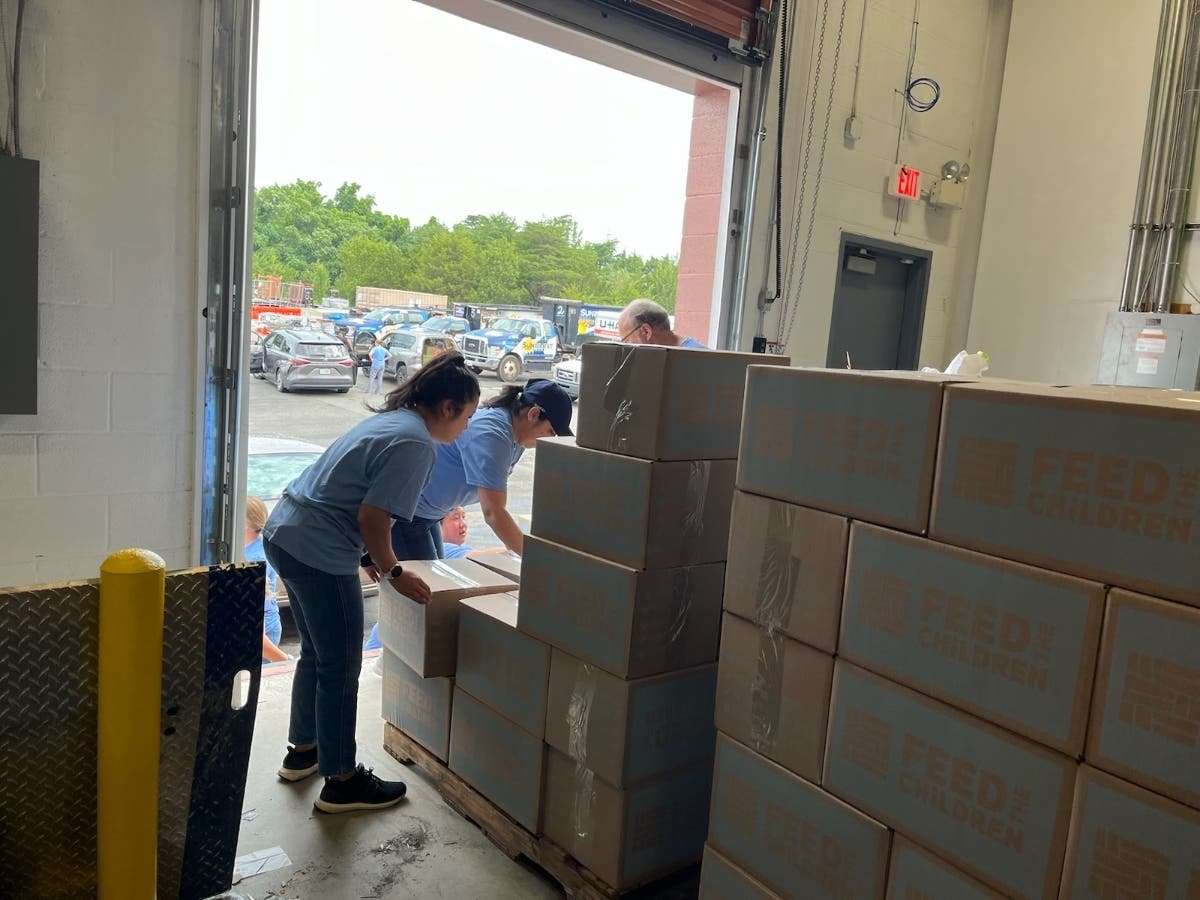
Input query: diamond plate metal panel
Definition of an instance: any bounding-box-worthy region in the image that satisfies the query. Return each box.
[0,562,263,900]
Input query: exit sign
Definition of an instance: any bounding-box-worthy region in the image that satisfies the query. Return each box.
[888,164,922,201]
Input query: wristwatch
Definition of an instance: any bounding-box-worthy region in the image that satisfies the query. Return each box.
[388,563,404,579]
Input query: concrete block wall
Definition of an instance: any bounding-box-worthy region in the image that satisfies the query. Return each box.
[741,0,1011,366]
[968,0,1163,383]
[0,1,202,587]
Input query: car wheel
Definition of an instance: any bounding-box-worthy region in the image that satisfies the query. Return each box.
[394,364,407,382]
[498,354,522,384]
[274,367,289,393]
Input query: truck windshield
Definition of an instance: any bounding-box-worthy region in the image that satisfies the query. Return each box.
[490,318,534,333]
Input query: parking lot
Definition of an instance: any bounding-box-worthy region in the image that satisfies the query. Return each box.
[248,368,577,651]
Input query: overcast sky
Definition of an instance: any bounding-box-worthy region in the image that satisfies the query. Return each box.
[254,0,696,258]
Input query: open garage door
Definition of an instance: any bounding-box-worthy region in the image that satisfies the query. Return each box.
[198,0,777,563]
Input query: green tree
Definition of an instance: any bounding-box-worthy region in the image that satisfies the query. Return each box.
[302,262,331,304]
[335,235,409,301]
[410,231,482,304]
[473,238,525,305]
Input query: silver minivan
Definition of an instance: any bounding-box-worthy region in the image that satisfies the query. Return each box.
[255,329,355,393]
[381,329,458,381]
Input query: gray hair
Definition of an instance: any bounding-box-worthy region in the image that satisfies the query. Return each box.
[621,298,671,332]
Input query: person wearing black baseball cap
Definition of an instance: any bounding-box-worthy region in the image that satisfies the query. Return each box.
[380,377,572,565]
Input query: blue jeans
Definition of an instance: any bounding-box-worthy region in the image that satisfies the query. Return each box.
[362,517,444,651]
[263,537,362,777]
[366,365,385,394]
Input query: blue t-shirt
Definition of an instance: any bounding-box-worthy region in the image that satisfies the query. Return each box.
[444,542,472,559]
[415,407,523,520]
[244,535,278,596]
[369,345,389,368]
[679,336,707,348]
[264,408,436,574]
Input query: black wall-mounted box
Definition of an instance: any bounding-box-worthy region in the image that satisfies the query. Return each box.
[0,154,38,415]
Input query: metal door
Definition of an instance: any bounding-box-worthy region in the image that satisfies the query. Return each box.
[826,236,930,371]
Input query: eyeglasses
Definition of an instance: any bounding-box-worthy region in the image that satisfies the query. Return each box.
[620,321,647,343]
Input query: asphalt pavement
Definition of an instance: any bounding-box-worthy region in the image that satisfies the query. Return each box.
[248,368,577,651]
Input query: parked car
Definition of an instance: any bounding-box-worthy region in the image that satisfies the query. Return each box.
[248,332,264,373]
[245,435,378,605]
[380,330,457,381]
[254,329,355,393]
[552,357,582,400]
[421,315,471,347]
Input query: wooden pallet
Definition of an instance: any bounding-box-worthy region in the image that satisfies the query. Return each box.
[383,723,700,900]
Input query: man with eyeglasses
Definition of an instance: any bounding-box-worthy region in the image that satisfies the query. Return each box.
[617,298,707,349]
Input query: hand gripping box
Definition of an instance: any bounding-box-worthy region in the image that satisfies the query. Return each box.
[699,845,784,900]
[543,648,717,788]
[1087,588,1200,810]
[823,662,1076,900]
[723,490,850,654]
[840,523,1105,755]
[518,535,724,678]
[1059,766,1200,899]
[885,837,1007,900]
[715,612,834,783]
[932,382,1200,607]
[381,649,452,761]
[738,367,970,534]
[531,438,736,569]
[455,593,550,739]
[447,686,546,833]
[576,343,789,461]
[378,558,518,677]
[708,733,891,900]
[542,748,713,891]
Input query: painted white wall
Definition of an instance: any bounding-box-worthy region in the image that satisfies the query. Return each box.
[0,2,201,587]
[967,0,1162,383]
[740,0,1012,368]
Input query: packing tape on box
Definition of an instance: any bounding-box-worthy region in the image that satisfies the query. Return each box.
[602,346,636,454]
[747,503,799,748]
[566,662,599,839]
[667,566,693,645]
[682,460,711,542]
[430,560,480,589]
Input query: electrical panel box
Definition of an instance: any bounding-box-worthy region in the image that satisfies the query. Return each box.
[1097,311,1200,389]
[0,155,39,414]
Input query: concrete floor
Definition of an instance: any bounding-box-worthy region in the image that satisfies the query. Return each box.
[233,662,561,900]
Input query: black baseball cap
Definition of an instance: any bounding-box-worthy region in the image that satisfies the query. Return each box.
[523,379,574,437]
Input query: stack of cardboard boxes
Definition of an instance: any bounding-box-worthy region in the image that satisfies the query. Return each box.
[516,343,791,890]
[702,367,1200,899]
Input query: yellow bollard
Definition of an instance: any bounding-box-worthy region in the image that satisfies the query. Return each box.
[98,548,166,899]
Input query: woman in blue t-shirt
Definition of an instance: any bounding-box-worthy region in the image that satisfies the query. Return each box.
[390,378,574,559]
[262,352,479,814]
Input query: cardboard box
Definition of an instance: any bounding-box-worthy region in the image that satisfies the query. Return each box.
[699,845,784,900]
[931,381,1200,607]
[1060,766,1200,899]
[456,593,551,739]
[531,439,737,569]
[544,649,716,788]
[723,491,849,654]
[738,367,968,533]
[378,559,518,677]
[715,613,834,783]
[542,748,712,890]
[519,535,724,678]
[576,343,789,461]
[885,837,1006,900]
[448,686,546,833]
[823,662,1076,900]
[840,523,1105,755]
[381,649,453,761]
[708,733,891,900]
[1087,588,1200,810]
[468,549,522,583]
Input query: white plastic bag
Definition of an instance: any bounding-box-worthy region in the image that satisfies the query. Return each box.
[921,350,989,377]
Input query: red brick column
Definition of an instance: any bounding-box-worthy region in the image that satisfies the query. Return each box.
[674,81,733,344]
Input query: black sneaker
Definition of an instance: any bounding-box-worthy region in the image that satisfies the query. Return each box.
[314,765,407,814]
[277,745,319,782]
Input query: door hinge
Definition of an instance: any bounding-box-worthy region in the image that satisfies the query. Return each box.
[230,186,243,208]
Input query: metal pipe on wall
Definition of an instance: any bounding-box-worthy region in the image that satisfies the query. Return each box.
[1153,0,1200,312]
[1121,0,1186,311]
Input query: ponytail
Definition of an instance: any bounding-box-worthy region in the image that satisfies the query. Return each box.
[483,384,536,415]
[374,351,480,416]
